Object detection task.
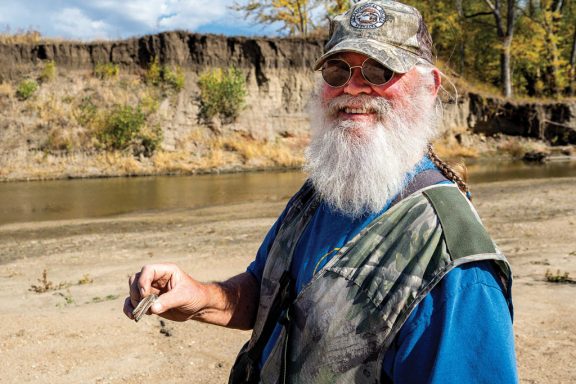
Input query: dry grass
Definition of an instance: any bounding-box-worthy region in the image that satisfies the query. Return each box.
[152,151,195,174]
[28,269,70,293]
[497,138,550,160]
[0,30,42,44]
[432,137,479,159]
[218,133,304,168]
[0,29,84,44]
[0,82,14,97]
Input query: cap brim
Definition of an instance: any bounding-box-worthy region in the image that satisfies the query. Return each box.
[313,38,421,74]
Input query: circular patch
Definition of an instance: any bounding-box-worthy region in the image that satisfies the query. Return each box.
[350,3,387,29]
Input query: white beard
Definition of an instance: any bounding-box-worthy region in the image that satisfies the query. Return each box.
[304,81,439,218]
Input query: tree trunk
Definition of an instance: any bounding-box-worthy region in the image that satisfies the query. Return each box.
[502,36,513,98]
[455,0,465,75]
[486,0,515,97]
[570,27,576,96]
[297,1,306,37]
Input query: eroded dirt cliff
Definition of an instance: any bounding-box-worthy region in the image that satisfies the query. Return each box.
[0,32,574,181]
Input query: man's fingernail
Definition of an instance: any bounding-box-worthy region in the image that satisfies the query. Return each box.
[152,302,162,313]
[140,287,146,296]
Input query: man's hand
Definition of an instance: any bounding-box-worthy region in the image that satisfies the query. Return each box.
[124,263,209,322]
[123,263,260,329]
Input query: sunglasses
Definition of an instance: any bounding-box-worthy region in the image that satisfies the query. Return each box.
[320,57,396,87]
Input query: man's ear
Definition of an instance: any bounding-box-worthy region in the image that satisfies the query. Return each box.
[430,68,441,96]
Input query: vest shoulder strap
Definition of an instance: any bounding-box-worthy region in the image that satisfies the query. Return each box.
[423,186,497,259]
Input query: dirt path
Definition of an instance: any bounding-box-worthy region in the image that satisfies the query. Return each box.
[0,178,575,383]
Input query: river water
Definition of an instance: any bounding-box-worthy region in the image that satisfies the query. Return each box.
[1,160,576,226]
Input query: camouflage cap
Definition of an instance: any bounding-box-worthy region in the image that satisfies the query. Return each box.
[314,0,434,74]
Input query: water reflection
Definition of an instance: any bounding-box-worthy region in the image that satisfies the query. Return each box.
[0,172,306,226]
[467,160,576,183]
[1,160,575,226]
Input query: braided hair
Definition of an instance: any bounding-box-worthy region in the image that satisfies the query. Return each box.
[427,144,471,199]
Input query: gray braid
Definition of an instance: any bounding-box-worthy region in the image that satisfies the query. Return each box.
[427,144,470,198]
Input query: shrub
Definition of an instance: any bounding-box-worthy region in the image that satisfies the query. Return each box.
[163,67,185,92]
[139,93,160,115]
[94,63,120,80]
[98,104,162,156]
[74,97,98,127]
[16,79,39,100]
[145,57,162,86]
[136,124,163,157]
[39,60,57,82]
[99,105,146,150]
[145,56,185,92]
[198,67,246,123]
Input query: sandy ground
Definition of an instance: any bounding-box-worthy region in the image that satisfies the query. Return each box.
[0,177,575,384]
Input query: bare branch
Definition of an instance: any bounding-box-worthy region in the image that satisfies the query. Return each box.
[465,11,495,18]
[483,0,497,12]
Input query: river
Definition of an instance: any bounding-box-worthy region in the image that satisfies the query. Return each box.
[1,160,576,226]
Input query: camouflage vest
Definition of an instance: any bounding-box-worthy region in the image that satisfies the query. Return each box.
[242,183,511,384]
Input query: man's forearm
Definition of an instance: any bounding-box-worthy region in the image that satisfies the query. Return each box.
[193,271,260,330]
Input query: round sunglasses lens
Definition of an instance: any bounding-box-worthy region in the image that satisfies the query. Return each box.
[322,60,351,87]
[362,58,395,85]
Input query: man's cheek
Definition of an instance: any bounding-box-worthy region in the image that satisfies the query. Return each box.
[321,83,340,102]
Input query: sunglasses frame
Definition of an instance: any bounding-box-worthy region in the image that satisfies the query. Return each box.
[319,57,396,88]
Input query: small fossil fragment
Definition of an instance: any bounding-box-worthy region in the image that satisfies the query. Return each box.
[132,294,158,322]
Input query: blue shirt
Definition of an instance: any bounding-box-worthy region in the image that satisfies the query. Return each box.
[247,158,518,383]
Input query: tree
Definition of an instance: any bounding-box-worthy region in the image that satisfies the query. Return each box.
[520,0,568,97]
[470,0,518,98]
[570,26,576,95]
[232,0,318,37]
[325,0,349,17]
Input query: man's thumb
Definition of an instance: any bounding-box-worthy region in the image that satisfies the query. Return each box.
[150,290,182,314]
[151,300,163,314]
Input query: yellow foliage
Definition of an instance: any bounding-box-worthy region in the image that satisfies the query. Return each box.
[233,0,315,36]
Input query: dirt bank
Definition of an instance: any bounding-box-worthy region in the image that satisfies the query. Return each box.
[0,177,575,383]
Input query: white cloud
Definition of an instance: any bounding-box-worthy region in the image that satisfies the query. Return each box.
[0,0,260,40]
[81,0,233,34]
[52,8,112,40]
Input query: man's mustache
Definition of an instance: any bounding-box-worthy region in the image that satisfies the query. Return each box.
[324,94,392,119]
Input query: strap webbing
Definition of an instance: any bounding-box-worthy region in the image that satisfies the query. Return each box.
[391,169,448,208]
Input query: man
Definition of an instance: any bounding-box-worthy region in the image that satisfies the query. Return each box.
[124,1,518,382]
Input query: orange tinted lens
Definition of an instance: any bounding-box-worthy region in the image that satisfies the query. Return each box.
[361,58,395,85]
[322,59,351,87]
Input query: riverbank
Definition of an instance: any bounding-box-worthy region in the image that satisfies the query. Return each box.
[0,177,575,383]
[1,131,574,183]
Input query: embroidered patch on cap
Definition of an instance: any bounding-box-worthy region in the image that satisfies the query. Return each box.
[350,3,387,29]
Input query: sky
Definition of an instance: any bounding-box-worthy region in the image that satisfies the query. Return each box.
[0,0,280,41]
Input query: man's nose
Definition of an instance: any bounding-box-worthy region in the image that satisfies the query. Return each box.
[343,67,372,96]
